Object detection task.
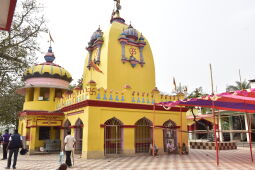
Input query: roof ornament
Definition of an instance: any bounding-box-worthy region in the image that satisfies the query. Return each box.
[111,0,125,23]
[114,0,121,11]
[48,31,54,47]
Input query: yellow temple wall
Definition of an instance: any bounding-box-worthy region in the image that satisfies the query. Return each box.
[64,105,187,158]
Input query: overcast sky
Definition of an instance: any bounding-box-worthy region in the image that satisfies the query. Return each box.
[36,0,255,94]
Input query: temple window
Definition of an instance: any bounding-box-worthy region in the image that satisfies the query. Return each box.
[39,127,50,140]
[55,89,62,98]
[39,88,50,101]
[28,88,34,101]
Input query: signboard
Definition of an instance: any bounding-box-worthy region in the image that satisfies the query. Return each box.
[37,120,62,127]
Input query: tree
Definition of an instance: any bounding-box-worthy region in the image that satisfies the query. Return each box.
[187,87,210,139]
[0,85,24,126]
[0,0,47,126]
[0,0,47,94]
[226,80,250,92]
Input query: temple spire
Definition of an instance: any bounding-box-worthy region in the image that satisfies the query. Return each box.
[111,0,125,24]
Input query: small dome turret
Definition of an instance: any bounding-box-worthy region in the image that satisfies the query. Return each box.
[90,26,103,44]
[122,24,138,41]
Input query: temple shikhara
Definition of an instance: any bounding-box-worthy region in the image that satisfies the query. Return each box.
[17,0,188,158]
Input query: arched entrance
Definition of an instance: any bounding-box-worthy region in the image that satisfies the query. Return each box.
[104,117,123,155]
[63,119,71,138]
[135,117,152,153]
[163,120,177,153]
[75,119,83,154]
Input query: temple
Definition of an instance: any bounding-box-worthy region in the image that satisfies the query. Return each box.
[17,0,188,158]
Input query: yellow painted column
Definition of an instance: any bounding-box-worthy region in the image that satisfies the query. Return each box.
[50,127,56,140]
[49,88,55,101]
[29,127,37,154]
[82,123,88,159]
[123,128,135,155]
[25,88,30,102]
[34,88,40,101]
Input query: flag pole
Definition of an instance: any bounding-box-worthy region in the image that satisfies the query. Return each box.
[210,64,219,166]
[248,113,254,162]
[239,69,242,85]
[152,104,156,157]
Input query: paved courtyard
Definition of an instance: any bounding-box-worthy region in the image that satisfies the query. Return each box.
[0,147,255,170]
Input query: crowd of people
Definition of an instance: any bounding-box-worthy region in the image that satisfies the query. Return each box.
[0,129,76,170]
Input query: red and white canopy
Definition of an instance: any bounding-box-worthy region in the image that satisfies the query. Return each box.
[0,0,17,31]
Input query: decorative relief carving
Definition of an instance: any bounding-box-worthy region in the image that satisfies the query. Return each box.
[119,24,146,67]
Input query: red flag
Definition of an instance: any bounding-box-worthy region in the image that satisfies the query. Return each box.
[90,60,103,73]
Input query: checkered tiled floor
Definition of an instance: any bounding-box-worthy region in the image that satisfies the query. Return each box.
[0,147,255,170]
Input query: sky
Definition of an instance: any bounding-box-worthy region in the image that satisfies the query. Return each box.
[35,0,255,94]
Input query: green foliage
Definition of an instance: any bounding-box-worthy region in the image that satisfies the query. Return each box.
[0,0,47,126]
[226,80,250,92]
[187,87,208,99]
[0,84,24,126]
[187,87,210,130]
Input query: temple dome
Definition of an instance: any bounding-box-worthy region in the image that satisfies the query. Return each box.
[24,63,72,82]
[22,47,72,90]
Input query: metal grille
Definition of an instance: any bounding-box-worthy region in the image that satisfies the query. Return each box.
[163,120,177,152]
[75,119,83,154]
[135,117,152,153]
[104,118,123,155]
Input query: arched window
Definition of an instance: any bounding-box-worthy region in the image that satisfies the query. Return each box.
[74,119,83,154]
[104,117,123,155]
[163,120,177,153]
[63,119,71,137]
[135,117,152,153]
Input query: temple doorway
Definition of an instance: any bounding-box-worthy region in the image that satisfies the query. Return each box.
[135,117,152,153]
[63,119,71,138]
[163,120,177,153]
[74,119,83,154]
[104,117,123,155]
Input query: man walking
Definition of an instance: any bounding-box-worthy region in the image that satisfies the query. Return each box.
[5,129,23,169]
[64,131,76,168]
[2,130,10,160]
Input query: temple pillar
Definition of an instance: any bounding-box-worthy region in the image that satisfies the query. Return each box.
[123,128,135,155]
[29,127,37,154]
[34,88,40,101]
[49,88,55,102]
[218,112,223,142]
[244,113,250,143]
[229,116,234,141]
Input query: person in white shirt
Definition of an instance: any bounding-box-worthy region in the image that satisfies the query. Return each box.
[149,143,158,156]
[64,131,76,167]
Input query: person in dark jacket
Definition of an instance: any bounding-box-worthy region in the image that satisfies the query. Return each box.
[5,130,23,169]
[2,130,10,160]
